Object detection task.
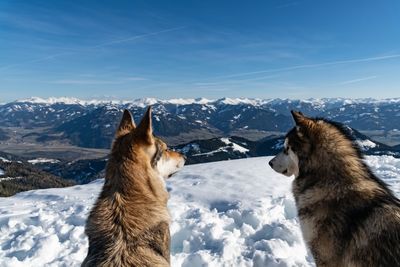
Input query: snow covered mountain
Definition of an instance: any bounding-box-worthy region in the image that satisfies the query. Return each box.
[1,97,400,148]
[175,126,400,164]
[1,156,399,266]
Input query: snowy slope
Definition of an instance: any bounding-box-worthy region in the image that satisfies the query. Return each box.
[1,156,400,267]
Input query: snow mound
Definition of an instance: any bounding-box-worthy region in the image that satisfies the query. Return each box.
[0,182,100,267]
[168,158,309,266]
[0,156,399,266]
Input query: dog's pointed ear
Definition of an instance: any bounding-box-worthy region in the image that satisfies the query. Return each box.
[135,106,153,143]
[291,110,308,125]
[116,109,135,136]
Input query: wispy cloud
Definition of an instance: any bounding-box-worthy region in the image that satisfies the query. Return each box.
[0,52,72,72]
[48,79,123,85]
[193,74,280,86]
[338,75,378,85]
[48,75,149,85]
[125,77,148,81]
[92,26,185,48]
[214,54,400,79]
[0,27,185,72]
[0,11,70,35]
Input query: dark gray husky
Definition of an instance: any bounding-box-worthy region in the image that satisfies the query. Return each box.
[269,111,400,267]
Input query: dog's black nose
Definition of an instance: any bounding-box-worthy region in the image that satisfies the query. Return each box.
[269,161,273,167]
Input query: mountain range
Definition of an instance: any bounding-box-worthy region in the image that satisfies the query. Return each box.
[1,97,400,148]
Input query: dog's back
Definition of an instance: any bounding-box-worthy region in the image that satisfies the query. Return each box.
[82,108,185,267]
[341,198,400,266]
[82,197,171,267]
[293,173,400,267]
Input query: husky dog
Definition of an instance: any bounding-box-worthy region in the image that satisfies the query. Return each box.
[82,107,185,267]
[269,111,400,267]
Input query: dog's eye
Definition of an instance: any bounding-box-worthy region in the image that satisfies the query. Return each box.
[283,148,289,155]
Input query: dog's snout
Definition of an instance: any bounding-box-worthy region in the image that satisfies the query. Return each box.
[269,160,274,167]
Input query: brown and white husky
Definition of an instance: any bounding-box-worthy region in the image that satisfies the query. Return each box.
[82,107,185,267]
[269,111,400,267]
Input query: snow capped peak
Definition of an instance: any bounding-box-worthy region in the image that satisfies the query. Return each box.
[17,97,85,105]
[161,98,213,105]
[15,97,214,107]
[12,96,400,108]
[215,97,266,106]
[15,96,257,107]
[126,98,159,108]
[194,97,213,104]
[15,97,123,106]
[17,97,140,106]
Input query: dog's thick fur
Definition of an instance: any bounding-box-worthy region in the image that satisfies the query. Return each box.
[82,107,185,267]
[269,111,400,267]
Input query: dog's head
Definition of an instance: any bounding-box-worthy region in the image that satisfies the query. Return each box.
[269,110,360,177]
[269,111,317,177]
[111,107,186,180]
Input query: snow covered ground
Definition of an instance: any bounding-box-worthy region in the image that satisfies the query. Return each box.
[27,158,61,165]
[0,156,399,267]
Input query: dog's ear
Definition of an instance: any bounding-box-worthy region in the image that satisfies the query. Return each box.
[291,110,309,126]
[291,110,315,136]
[135,106,153,143]
[116,109,135,137]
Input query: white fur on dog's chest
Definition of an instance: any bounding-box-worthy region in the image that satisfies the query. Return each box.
[294,187,317,243]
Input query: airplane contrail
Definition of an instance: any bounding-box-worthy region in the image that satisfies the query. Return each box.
[338,75,378,85]
[214,54,400,79]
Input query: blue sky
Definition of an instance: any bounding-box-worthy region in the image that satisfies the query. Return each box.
[1,0,400,101]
